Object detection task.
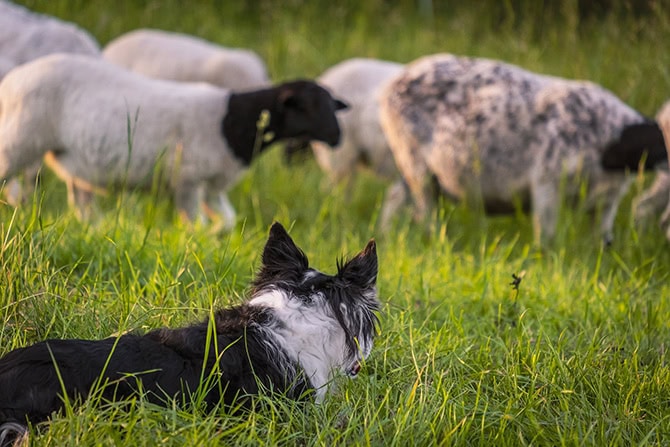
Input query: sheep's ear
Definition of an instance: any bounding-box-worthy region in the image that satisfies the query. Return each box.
[334,98,349,111]
[256,222,309,283]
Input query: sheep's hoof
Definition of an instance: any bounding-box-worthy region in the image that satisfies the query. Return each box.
[603,233,614,247]
[3,178,26,207]
[208,219,235,236]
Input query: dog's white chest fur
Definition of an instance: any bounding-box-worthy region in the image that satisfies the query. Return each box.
[249,289,347,400]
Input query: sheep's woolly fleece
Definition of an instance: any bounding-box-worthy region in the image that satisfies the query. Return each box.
[378,53,666,244]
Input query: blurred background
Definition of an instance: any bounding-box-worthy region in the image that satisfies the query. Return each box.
[16,0,670,116]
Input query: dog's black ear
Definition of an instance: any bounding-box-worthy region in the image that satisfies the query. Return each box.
[602,121,668,170]
[338,239,377,289]
[257,223,309,282]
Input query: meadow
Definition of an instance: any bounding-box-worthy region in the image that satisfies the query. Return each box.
[2,0,670,445]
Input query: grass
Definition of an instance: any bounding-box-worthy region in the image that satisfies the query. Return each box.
[2,0,670,445]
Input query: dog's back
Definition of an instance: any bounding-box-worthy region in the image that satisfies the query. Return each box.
[0,310,308,430]
[0,336,190,424]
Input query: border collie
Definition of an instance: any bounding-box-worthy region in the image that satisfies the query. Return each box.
[0,222,379,445]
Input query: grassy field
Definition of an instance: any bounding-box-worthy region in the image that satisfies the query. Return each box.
[2,1,670,445]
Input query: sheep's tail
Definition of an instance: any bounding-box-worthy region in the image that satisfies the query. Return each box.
[0,422,28,447]
[601,121,668,170]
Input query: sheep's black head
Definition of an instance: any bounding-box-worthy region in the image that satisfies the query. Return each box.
[274,80,348,147]
[602,121,668,170]
[223,80,348,166]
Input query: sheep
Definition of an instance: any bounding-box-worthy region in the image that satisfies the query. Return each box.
[282,58,406,211]
[0,0,101,206]
[0,57,14,79]
[378,53,667,245]
[103,29,269,91]
[0,56,22,205]
[305,58,404,189]
[633,168,670,230]
[633,101,670,240]
[0,1,100,63]
[0,54,347,229]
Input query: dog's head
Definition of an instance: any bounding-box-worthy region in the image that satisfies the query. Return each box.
[250,222,379,391]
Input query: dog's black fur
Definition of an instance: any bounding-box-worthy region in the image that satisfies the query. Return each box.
[0,222,379,445]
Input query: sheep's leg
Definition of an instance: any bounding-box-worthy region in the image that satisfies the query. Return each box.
[386,135,432,225]
[2,162,41,206]
[175,181,203,222]
[379,180,409,231]
[203,190,237,232]
[633,169,670,225]
[379,100,434,229]
[378,139,431,230]
[43,152,104,220]
[661,200,670,227]
[3,178,26,206]
[404,164,432,223]
[595,177,633,245]
[530,176,559,246]
[312,141,358,187]
[663,201,670,242]
[66,179,94,221]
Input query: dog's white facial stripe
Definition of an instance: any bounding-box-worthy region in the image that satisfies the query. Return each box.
[302,270,322,282]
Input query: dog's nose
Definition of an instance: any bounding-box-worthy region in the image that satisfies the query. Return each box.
[348,361,361,377]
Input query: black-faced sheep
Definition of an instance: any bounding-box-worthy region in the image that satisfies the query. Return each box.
[378,53,667,244]
[0,54,347,228]
[103,29,269,91]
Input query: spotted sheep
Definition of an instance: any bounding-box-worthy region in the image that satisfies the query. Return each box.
[378,53,667,244]
[0,54,347,229]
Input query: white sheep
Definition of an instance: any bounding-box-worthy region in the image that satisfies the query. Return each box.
[307,58,404,188]
[103,29,269,91]
[0,0,101,206]
[379,53,667,244]
[0,54,347,228]
[0,1,100,63]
